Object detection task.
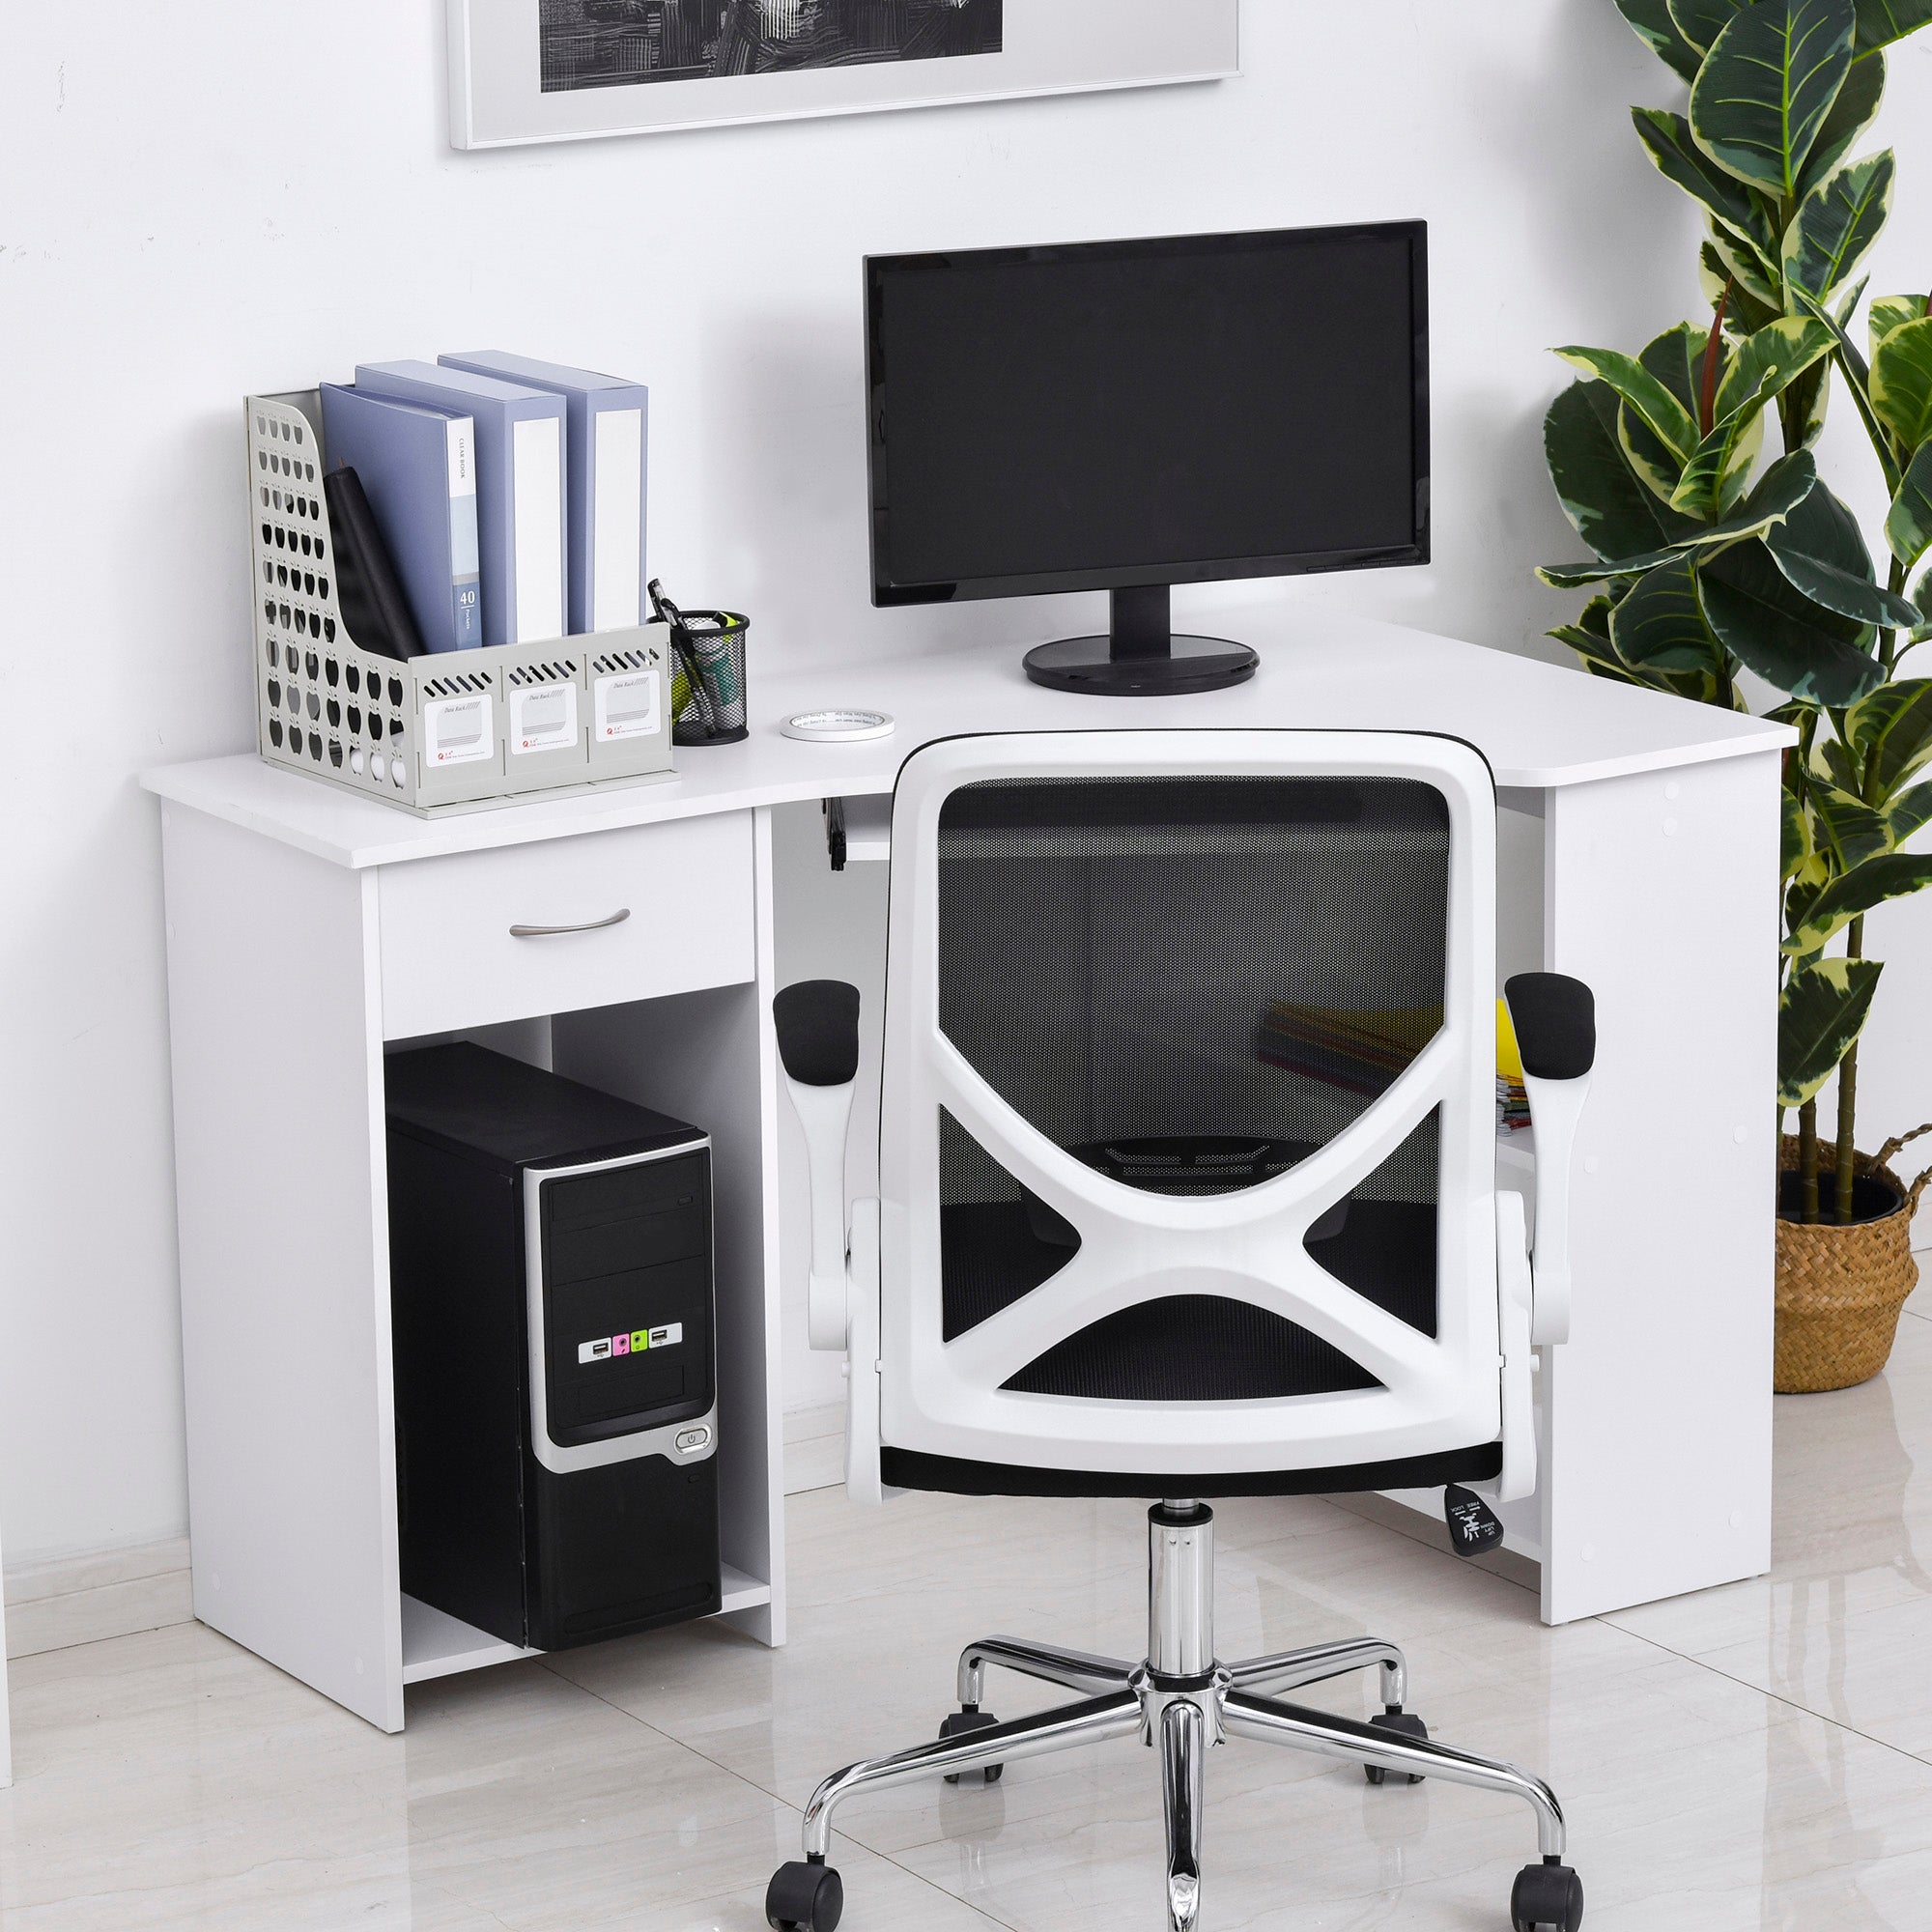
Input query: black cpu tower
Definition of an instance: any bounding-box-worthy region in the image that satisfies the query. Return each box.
[386,1042,722,1652]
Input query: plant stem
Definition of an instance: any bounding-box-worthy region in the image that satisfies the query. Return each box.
[1880,556,1909,675]
[1799,1099,1820,1223]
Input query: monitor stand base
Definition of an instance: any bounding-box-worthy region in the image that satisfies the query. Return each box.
[1021,586,1259,695]
[1024,634,1258,695]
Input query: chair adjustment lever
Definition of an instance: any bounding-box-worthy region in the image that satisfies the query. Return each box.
[1444,1485,1505,1559]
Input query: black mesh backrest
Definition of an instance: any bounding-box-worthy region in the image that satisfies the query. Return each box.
[934,774,1450,1402]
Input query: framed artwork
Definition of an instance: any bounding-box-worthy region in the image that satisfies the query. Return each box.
[448,1,1238,150]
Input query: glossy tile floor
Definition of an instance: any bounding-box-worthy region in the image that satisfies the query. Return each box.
[3,1304,1928,1930]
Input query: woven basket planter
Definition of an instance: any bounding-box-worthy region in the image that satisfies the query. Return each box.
[1775,1126,1932,1394]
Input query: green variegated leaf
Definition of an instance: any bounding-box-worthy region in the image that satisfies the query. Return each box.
[1813,729,1863,791]
[1713,317,1836,420]
[1786,356,1833,449]
[1871,315,1932,448]
[1540,557,1666,588]
[1783,784,1815,879]
[1634,108,1784,255]
[1618,0,1710,77]
[1702,538,1886,702]
[1706,216,1788,312]
[1621,404,1687,504]
[1782,851,1932,953]
[1542,449,1818,586]
[1543,379,1700,562]
[1617,326,1718,502]
[1577,592,1617,643]
[1672,0,1750,48]
[1672,409,1771,517]
[1887,780,1932,844]
[1722,403,1768,503]
[1870,292,1928,355]
[1641,322,1725,422]
[1550,625,1642,684]
[1844,677,1932,793]
[1551,593,1647,683]
[1792,286,1904,493]
[1888,441,1932,568]
[1553,592,1728,701]
[1783,151,1895,305]
[1778,473,1874,576]
[1610,556,1726,668]
[1767,538,1922,625]
[1690,0,1857,198]
[1799,46,1886,195]
[1554,346,1701,464]
[1700,242,1787,331]
[1853,0,1932,49]
[1811,783,1892,864]
[1778,957,1885,1105]
[1765,479,1921,625]
[1796,284,1874,386]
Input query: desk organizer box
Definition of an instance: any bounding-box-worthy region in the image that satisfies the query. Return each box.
[248,392,674,816]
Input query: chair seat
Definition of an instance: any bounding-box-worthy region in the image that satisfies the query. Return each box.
[879,1441,1501,1500]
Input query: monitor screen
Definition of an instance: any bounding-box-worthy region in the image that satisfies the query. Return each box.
[866,223,1429,606]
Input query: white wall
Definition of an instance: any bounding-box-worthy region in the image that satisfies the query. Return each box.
[5,4,1931,1569]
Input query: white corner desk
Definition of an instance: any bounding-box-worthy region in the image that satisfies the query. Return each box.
[144,603,1793,1730]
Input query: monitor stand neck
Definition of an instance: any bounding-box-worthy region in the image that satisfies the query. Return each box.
[1022,585,1259,696]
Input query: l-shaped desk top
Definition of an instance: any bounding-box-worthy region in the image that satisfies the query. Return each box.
[144,600,1794,868]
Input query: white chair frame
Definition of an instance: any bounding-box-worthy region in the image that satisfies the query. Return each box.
[870,729,1517,1483]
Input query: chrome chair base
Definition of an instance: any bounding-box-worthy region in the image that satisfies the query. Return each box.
[767,1502,1583,1932]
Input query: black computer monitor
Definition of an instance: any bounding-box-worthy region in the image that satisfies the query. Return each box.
[865,222,1430,693]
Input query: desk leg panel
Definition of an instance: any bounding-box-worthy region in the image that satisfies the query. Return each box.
[160,810,402,1728]
[1539,754,1779,1622]
[0,1586,12,1784]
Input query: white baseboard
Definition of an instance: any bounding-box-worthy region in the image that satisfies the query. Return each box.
[4,1537,193,1660]
[782,1402,845,1495]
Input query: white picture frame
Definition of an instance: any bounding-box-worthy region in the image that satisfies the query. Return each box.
[448,1,1238,151]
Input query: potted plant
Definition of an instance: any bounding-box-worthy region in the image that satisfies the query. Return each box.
[1539,0,1932,1389]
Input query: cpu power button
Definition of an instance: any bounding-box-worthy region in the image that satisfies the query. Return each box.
[675,1427,711,1454]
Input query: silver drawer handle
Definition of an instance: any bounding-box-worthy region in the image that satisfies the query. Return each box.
[508,908,631,939]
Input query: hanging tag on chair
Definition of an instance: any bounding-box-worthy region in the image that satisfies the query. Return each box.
[1443,1486,1505,1558]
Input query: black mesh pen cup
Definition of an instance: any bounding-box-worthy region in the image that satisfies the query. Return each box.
[668,611,749,746]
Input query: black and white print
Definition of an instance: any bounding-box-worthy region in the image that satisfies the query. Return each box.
[540,0,1004,94]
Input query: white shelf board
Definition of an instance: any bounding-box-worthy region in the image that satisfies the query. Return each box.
[399,1566,771,1687]
[400,1594,540,1685]
[719,1563,771,1613]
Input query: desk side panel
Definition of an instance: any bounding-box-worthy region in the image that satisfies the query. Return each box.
[0,1583,11,1784]
[160,810,403,1727]
[1541,753,1780,1621]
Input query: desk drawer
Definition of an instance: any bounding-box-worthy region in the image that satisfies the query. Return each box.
[380,815,754,1038]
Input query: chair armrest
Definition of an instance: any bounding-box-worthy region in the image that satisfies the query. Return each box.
[1504,973,1596,1348]
[773,981,862,1351]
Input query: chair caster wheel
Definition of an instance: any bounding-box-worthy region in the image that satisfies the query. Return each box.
[766,1859,843,1932]
[1511,1861,1584,1932]
[939,1708,1003,1783]
[1363,1709,1428,1784]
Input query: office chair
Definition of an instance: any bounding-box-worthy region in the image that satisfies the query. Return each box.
[767,730,1596,1932]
